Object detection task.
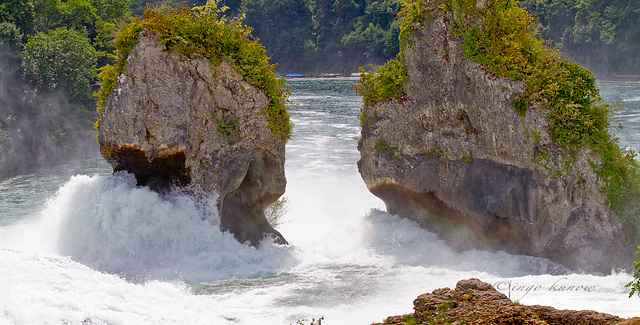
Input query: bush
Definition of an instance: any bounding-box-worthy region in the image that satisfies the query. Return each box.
[265,197,289,229]
[22,27,96,100]
[353,58,407,108]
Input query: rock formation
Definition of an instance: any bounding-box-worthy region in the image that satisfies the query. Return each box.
[99,32,287,246]
[375,278,639,325]
[357,3,631,272]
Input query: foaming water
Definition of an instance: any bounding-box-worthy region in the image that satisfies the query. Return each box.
[1,78,639,324]
[1,172,296,284]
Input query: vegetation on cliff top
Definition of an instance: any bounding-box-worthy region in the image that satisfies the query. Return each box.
[96,1,292,142]
[355,0,640,291]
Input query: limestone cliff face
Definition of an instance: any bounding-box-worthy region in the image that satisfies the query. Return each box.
[358,7,630,271]
[99,32,286,246]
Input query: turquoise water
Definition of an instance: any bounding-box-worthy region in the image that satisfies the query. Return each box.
[0,78,638,324]
[597,79,640,150]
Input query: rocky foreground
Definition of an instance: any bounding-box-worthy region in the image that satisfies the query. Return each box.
[374,279,639,325]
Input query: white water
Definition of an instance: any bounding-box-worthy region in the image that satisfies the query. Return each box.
[0,78,638,324]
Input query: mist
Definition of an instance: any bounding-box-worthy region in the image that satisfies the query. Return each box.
[0,41,98,180]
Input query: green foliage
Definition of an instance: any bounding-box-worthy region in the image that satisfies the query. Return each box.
[352,0,432,112]
[127,0,402,73]
[405,316,418,325]
[438,299,457,310]
[0,0,34,34]
[0,21,23,52]
[453,0,546,80]
[384,315,418,325]
[241,0,313,72]
[372,139,402,161]
[265,197,289,229]
[521,0,640,75]
[30,0,131,68]
[33,0,98,33]
[96,1,292,141]
[90,0,130,23]
[373,140,397,153]
[0,0,132,178]
[398,0,430,49]
[627,247,640,298]
[353,57,407,107]
[22,27,97,100]
[339,0,401,64]
[214,118,238,136]
[240,0,401,73]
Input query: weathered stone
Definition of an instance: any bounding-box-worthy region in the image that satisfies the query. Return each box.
[374,279,638,325]
[357,4,631,272]
[99,32,287,246]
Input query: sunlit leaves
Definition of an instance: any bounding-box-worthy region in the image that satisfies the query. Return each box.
[354,58,407,107]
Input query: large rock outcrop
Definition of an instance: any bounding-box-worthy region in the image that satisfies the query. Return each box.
[357,4,631,271]
[376,278,639,325]
[99,33,286,246]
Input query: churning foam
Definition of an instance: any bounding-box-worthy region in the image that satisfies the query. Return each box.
[624,96,640,102]
[0,172,297,284]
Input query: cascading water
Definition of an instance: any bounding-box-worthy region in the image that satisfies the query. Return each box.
[0,78,638,324]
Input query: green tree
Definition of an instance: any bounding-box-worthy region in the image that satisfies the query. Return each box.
[0,0,34,34]
[0,21,23,53]
[241,0,314,72]
[521,0,640,75]
[342,0,400,62]
[90,0,130,22]
[0,22,24,162]
[33,0,97,33]
[22,27,97,100]
[0,0,132,178]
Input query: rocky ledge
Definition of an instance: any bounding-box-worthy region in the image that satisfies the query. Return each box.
[375,278,639,325]
[99,32,286,246]
[357,1,631,272]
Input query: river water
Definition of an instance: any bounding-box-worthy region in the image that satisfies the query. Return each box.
[0,78,638,324]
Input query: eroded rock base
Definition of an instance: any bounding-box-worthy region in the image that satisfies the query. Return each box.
[220,150,287,245]
[101,145,190,192]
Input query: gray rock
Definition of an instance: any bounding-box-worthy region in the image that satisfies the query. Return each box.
[99,32,287,246]
[358,8,630,272]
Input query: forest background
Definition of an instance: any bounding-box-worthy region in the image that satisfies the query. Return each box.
[0,0,639,176]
